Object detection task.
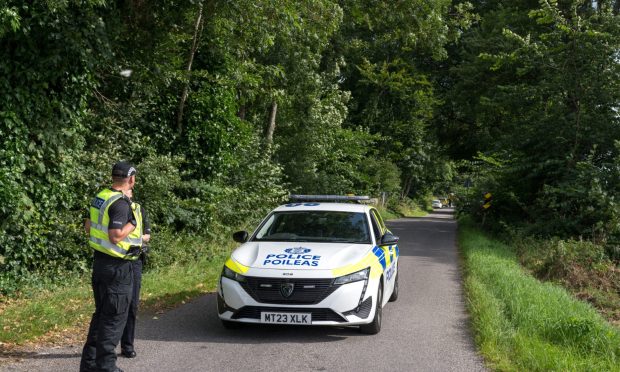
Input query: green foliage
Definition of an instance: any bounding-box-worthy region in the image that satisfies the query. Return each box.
[536,146,620,243]
[0,0,473,293]
[515,236,615,281]
[443,0,620,259]
[334,0,471,198]
[460,219,620,371]
[0,1,112,288]
[387,196,430,217]
[0,240,230,345]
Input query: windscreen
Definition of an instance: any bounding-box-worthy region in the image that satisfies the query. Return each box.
[253,211,371,243]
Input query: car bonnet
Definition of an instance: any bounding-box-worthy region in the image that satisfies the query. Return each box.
[231,241,374,271]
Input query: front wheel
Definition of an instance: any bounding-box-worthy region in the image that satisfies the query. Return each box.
[360,281,383,334]
[388,269,399,302]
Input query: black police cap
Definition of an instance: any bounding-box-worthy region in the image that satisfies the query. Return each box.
[112,161,137,178]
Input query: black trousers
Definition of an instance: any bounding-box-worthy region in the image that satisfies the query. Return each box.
[121,258,142,352]
[80,253,133,372]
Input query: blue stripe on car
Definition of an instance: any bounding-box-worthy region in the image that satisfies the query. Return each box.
[372,246,386,270]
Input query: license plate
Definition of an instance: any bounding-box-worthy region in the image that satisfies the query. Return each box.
[260,312,312,324]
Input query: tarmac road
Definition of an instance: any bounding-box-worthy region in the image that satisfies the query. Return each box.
[4,208,485,372]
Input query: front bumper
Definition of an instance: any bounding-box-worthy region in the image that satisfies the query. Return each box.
[217,276,378,326]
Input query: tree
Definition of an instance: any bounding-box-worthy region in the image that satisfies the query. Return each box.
[331,0,475,198]
[0,1,114,284]
[441,0,620,242]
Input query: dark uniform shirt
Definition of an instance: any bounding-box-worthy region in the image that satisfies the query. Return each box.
[106,189,134,230]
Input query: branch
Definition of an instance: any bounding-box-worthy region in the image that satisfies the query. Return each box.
[176,1,205,135]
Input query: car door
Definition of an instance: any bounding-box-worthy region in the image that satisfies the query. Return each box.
[369,209,397,298]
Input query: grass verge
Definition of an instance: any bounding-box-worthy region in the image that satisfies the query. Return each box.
[0,250,229,347]
[459,219,620,371]
[377,201,429,221]
[514,236,620,326]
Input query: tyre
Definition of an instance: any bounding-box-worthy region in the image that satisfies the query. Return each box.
[388,269,399,302]
[360,281,383,334]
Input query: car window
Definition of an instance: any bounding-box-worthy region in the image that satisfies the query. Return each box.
[371,209,386,231]
[253,211,371,244]
[369,213,382,244]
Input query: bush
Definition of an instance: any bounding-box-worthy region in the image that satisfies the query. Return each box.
[386,195,429,217]
[515,237,611,281]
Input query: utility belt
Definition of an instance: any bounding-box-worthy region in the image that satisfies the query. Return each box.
[94,250,131,262]
[128,245,142,257]
[139,244,150,266]
[93,246,142,261]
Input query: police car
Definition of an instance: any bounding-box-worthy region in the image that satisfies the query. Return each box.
[217,195,399,334]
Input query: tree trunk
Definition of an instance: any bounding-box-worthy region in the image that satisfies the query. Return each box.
[265,101,278,146]
[237,104,246,121]
[401,174,413,199]
[176,2,205,135]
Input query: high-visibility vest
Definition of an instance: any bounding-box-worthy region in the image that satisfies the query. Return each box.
[128,201,144,247]
[89,189,142,260]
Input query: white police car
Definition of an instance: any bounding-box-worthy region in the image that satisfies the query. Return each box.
[217,195,399,334]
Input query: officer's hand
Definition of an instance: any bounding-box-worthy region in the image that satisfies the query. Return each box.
[142,234,151,243]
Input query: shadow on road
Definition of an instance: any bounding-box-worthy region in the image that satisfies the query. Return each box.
[2,213,485,372]
[428,208,455,216]
[131,214,459,345]
[1,351,81,361]
[136,294,363,345]
[130,210,461,345]
[387,212,456,258]
[403,208,456,222]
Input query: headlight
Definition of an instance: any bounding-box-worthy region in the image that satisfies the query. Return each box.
[334,268,369,285]
[222,265,247,282]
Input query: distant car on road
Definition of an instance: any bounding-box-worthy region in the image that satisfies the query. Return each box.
[217,195,400,334]
[432,200,443,209]
[438,197,450,207]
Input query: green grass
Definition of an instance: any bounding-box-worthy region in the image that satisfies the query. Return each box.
[406,209,429,217]
[459,219,620,371]
[377,206,401,221]
[376,203,428,221]
[0,250,229,345]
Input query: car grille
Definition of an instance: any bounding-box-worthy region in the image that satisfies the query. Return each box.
[240,277,337,305]
[232,306,347,322]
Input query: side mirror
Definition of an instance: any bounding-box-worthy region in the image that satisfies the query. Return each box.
[232,231,249,243]
[380,232,399,246]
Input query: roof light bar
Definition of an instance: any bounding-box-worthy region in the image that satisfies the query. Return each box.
[289,194,371,202]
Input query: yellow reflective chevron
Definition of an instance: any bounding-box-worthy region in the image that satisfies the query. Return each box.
[331,251,383,279]
[381,245,391,266]
[225,258,249,274]
[332,241,400,280]
[127,201,144,247]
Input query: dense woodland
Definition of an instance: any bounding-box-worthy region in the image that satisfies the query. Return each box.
[1,0,619,291]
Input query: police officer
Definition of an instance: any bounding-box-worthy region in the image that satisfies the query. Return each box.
[120,189,151,359]
[80,161,144,372]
